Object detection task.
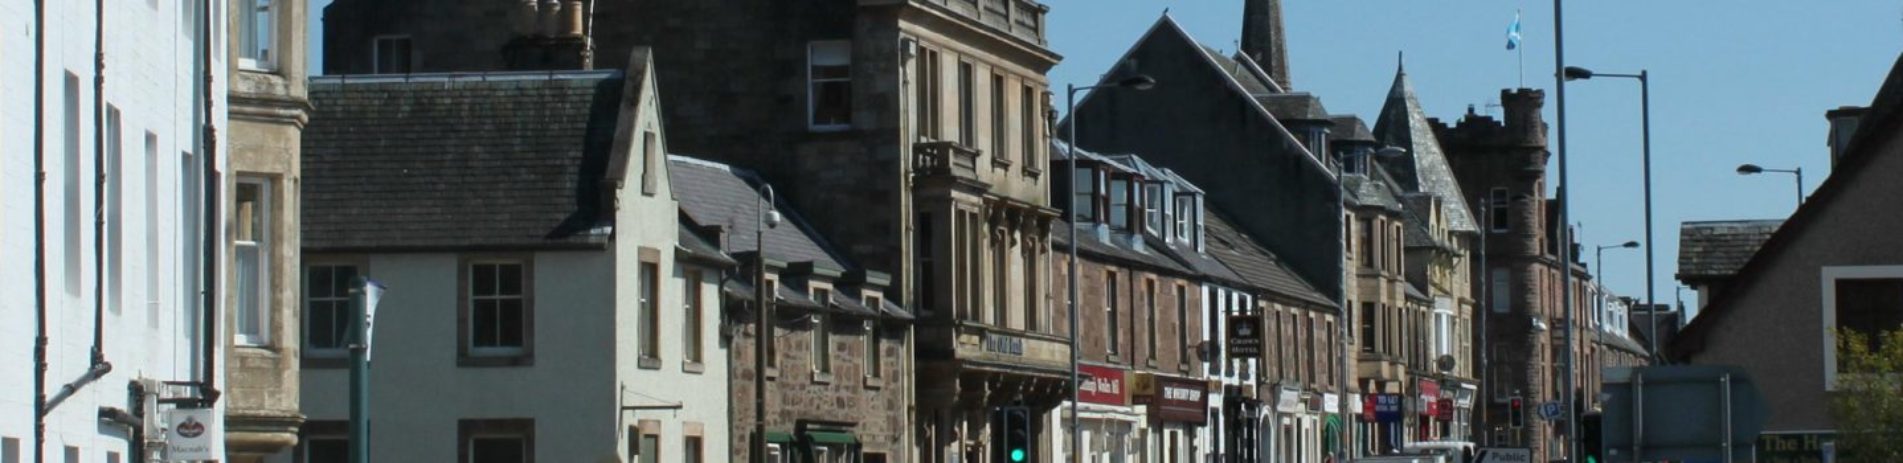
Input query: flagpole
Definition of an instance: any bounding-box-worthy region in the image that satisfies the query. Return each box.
[1516,9,1525,88]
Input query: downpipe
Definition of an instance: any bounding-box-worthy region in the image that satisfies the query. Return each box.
[31,0,49,458]
[199,0,222,406]
[47,0,117,419]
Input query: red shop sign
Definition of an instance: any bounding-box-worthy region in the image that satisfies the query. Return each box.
[1417,379,1441,416]
[1077,364,1129,406]
[1436,398,1455,422]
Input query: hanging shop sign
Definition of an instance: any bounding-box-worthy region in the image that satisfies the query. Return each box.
[163,408,218,461]
[1134,373,1209,424]
[1226,314,1263,358]
[1418,379,1441,417]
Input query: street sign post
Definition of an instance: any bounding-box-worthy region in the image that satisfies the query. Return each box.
[1600,365,1767,463]
[1538,401,1564,421]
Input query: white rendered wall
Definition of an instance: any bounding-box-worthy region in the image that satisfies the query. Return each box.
[0,0,230,460]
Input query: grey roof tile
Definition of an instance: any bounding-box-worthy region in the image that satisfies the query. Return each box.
[668,155,849,272]
[1675,219,1782,280]
[1328,115,1376,144]
[1373,67,1478,233]
[1203,210,1335,307]
[1258,92,1331,122]
[302,71,625,251]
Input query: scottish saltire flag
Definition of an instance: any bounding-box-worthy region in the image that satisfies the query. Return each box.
[1506,12,1523,50]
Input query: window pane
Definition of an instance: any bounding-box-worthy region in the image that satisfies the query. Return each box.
[471,437,525,463]
[499,264,523,296]
[474,264,497,296]
[310,301,340,349]
[1837,278,1903,357]
[335,266,360,299]
[638,435,659,463]
[473,300,500,348]
[499,299,525,348]
[813,81,851,126]
[307,438,348,463]
[310,265,335,298]
[236,243,261,340]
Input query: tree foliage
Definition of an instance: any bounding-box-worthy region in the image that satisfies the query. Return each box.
[1828,328,1903,462]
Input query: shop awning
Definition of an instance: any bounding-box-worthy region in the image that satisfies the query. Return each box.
[804,431,858,445]
[764,431,796,443]
[1323,414,1342,452]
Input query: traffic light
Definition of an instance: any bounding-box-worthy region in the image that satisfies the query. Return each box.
[1508,397,1525,429]
[1580,413,1604,463]
[993,406,1033,463]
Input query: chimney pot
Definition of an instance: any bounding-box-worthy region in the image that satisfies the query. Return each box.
[561,0,585,38]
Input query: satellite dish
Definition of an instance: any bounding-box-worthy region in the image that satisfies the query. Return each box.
[1436,354,1457,373]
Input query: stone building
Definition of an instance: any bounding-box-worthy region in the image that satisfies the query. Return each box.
[671,155,912,463]
[225,0,312,459]
[1,0,231,460]
[1048,147,1214,463]
[1372,64,1481,447]
[1671,51,1903,460]
[319,2,1065,460]
[1438,89,1603,460]
[288,53,734,462]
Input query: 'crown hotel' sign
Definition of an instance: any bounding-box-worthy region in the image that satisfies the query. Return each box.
[1226,314,1262,358]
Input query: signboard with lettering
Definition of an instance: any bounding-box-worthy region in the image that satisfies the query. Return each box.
[1756,432,1837,463]
[1077,364,1129,406]
[1137,374,1208,424]
[982,333,1024,356]
[1278,386,1305,414]
[163,408,218,461]
[1418,379,1441,417]
[1436,398,1455,422]
[1373,394,1404,423]
[1226,314,1262,358]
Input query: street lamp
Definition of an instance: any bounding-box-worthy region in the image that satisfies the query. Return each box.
[1593,241,1639,289]
[1064,74,1154,463]
[1551,2,1581,461]
[1335,145,1405,462]
[1564,65,1662,363]
[349,277,386,463]
[753,184,781,463]
[1736,163,1805,206]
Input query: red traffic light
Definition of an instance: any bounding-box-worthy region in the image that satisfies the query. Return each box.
[1510,398,1523,408]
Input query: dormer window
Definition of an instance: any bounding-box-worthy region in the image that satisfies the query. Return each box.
[1174,195,1195,242]
[1108,176,1131,230]
[1072,167,1100,223]
[1143,183,1164,235]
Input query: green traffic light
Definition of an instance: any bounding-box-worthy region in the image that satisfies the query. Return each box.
[1010,449,1025,462]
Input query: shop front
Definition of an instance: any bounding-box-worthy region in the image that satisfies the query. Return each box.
[1415,378,1442,443]
[1134,373,1210,463]
[1054,363,1143,462]
[1366,392,1405,453]
[1213,385,1262,463]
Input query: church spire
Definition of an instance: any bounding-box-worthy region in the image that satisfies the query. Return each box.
[1241,0,1290,89]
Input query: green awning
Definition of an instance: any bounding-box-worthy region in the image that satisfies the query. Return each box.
[804,431,858,445]
[1323,415,1342,452]
[764,431,796,443]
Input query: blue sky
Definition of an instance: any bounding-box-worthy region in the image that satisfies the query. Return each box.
[309,0,1903,309]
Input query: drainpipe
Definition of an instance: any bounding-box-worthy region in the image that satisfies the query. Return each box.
[42,0,120,444]
[199,0,222,406]
[89,0,113,382]
[32,0,49,458]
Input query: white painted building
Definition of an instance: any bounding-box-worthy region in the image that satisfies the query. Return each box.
[1,0,231,461]
[281,51,729,462]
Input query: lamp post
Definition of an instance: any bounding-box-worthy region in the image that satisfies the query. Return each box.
[1735,164,1804,206]
[754,185,781,463]
[349,277,385,463]
[1592,241,1639,291]
[1335,145,1405,462]
[1563,66,1662,363]
[1551,1,1580,461]
[1064,74,1154,463]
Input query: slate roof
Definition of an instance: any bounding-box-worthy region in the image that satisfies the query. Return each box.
[1598,331,1650,356]
[1373,66,1478,233]
[678,224,737,267]
[1401,194,1451,250]
[1203,210,1335,307]
[668,155,849,272]
[1343,169,1404,212]
[302,71,626,251]
[1050,220,1193,277]
[1198,45,1282,95]
[1674,220,1782,281]
[1328,115,1376,144]
[1259,93,1331,122]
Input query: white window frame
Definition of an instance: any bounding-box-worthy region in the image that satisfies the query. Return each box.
[304,264,359,358]
[238,0,275,70]
[1144,183,1164,235]
[468,260,529,357]
[1820,265,1903,390]
[234,177,272,346]
[807,40,853,131]
[812,290,833,375]
[766,443,787,463]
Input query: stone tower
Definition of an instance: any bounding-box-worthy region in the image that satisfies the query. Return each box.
[1242,0,1291,88]
[1438,88,1558,454]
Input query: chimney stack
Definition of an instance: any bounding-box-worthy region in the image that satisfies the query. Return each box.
[560,0,585,38]
[1241,0,1290,89]
[1826,106,1867,168]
